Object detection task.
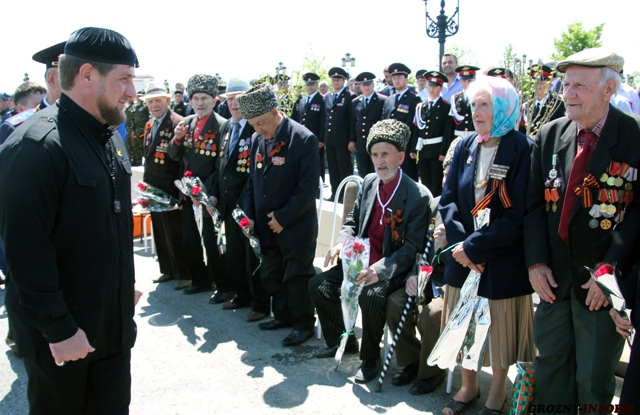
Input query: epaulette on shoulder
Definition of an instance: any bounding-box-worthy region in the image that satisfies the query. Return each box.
[378,93,388,98]
[5,108,37,127]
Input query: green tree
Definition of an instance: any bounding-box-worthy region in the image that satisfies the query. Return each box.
[551,22,604,61]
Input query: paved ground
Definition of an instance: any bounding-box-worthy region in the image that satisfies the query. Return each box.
[0,236,625,415]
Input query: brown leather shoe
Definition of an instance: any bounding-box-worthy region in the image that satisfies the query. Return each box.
[244,311,267,322]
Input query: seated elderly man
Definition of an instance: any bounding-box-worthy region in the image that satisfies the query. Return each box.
[310,119,432,383]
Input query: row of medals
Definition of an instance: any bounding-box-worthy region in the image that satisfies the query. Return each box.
[590,171,633,230]
[236,139,250,173]
[184,137,217,157]
[545,166,561,212]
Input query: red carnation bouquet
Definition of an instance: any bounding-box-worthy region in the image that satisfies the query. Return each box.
[232,207,263,271]
[175,171,225,254]
[335,236,370,369]
[134,181,179,212]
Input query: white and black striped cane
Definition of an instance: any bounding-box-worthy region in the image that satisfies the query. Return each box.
[375,218,436,392]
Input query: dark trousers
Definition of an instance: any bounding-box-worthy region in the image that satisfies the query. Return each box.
[386,287,444,379]
[534,289,624,409]
[150,209,190,279]
[309,264,402,361]
[319,147,325,182]
[261,245,315,330]
[620,332,640,407]
[400,144,419,182]
[223,208,269,313]
[182,200,229,290]
[417,155,443,197]
[23,346,131,415]
[356,149,375,178]
[326,145,353,200]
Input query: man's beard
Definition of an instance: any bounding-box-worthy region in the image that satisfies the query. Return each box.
[376,164,399,182]
[97,96,125,126]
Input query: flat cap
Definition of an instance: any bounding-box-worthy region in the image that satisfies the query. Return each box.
[186,74,218,99]
[366,119,410,155]
[556,47,624,73]
[32,41,66,69]
[64,27,139,68]
[237,84,278,120]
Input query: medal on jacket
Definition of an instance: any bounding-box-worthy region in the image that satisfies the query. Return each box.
[544,154,561,212]
[257,153,263,169]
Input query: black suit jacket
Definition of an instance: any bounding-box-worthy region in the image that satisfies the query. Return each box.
[411,97,455,159]
[212,119,255,218]
[142,110,184,199]
[324,87,355,146]
[524,105,640,306]
[351,92,386,154]
[338,172,432,281]
[291,92,325,141]
[450,92,474,134]
[216,100,231,119]
[244,117,319,250]
[440,130,534,300]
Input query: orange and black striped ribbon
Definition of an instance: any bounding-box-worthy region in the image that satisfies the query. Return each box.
[268,141,285,157]
[573,173,599,208]
[471,179,513,217]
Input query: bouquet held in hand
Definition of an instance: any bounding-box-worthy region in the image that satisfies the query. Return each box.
[135,181,179,212]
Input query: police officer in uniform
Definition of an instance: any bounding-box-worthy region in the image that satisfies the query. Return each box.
[31,41,66,111]
[351,71,386,178]
[171,90,188,117]
[449,65,478,139]
[519,64,565,136]
[381,62,422,182]
[410,71,453,196]
[291,72,326,181]
[324,67,355,201]
[0,27,139,415]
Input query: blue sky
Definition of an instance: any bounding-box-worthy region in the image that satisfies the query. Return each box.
[2,0,638,93]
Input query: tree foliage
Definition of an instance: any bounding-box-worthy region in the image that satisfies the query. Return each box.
[551,22,604,61]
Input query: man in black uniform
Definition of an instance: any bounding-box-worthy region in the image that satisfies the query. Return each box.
[381,62,421,182]
[141,81,191,288]
[31,41,65,111]
[171,90,188,117]
[519,64,565,136]
[449,65,478,139]
[239,84,319,346]
[0,27,139,415]
[351,71,386,178]
[410,71,454,196]
[324,67,355,201]
[211,77,269,321]
[291,72,325,181]
[215,85,231,119]
[168,74,231,301]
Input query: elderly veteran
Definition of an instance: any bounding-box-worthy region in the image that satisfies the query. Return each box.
[0,27,139,414]
[141,81,190,288]
[168,74,231,301]
[524,48,640,409]
[239,84,319,346]
[210,77,269,321]
[310,119,432,383]
[439,76,534,415]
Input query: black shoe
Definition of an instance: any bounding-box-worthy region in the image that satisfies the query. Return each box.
[354,358,380,383]
[5,336,21,358]
[391,361,420,386]
[209,291,234,304]
[282,329,313,347]
[409,371,446,395]
[183,284,215,295]
[258,319,293,331]
[312,336,359,358]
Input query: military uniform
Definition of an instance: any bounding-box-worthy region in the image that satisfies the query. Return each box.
[124,99,148,165]
[172,101,187,117]
[351,72,386,178]
[449,92,474,138]
[0,109,38,145]
[519,93,566,136]
[381,89,421,181]
[291,89,325,180]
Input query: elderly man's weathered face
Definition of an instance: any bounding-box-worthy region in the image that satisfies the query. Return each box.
[146,96,170,119]
[96,64,136,125]
[248,109,279,139]
[371,142,404,184]
[305,82,318,95]
[471,89,493,136]
[227,94,242,121]
[563,66,616,129]
[392,74,408,91]
[319,83,329,95]
[190,92,215,118]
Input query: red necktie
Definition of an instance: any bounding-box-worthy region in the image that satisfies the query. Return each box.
[558,131,596,244]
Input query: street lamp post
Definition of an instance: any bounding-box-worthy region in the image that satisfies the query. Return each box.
[422,0,460,72]
[23,73,29,82]
[164,79,169,93]
[341,53,356,68]
[275,62,287,80]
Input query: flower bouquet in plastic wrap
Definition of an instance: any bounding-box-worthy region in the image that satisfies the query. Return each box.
[174,170,225,256]
[335,236,370,371]
[232,207,263,273]
[134,181,179,212]
[587,263,635,347]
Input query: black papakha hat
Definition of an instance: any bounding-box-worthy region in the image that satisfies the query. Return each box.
[64,27,139,68]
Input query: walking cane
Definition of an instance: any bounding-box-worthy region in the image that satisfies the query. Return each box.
[375,218,436,392]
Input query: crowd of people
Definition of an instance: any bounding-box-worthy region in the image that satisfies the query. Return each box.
[1,26,640,415]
